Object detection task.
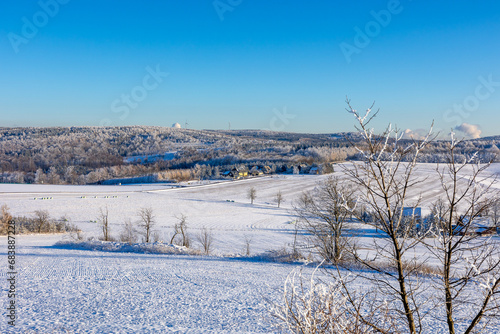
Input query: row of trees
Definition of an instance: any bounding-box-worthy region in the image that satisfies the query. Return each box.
[2,125,496,186]
[0,126,355,185]
[0,205,78,235]
[96,207,215,254]
[97,206,158,243]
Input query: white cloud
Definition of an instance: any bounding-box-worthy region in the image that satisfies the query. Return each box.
[454,123,482,139]
[402,128,427,140]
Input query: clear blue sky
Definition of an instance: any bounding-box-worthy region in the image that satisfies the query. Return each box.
[1,0,499,138]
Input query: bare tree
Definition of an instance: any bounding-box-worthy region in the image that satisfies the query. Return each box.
[248,187,257,204]
[138,207,155,243]
[170,214,190,247]
[295,176,355,263]
[98,207,111,241]
[336,99,435,334]
[243,235,252,256]
[309,100,500,334]
[275,190,284,208]
[119,219,136,244]
[197,227,214,255]
[421,135,500,334]
[34,210,50,234]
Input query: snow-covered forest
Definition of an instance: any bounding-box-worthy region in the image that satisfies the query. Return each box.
[0,126,498,185]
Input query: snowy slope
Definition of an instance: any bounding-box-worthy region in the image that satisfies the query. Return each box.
[1,163,497,254]
[0,235,312,333]
[1,163,500,333]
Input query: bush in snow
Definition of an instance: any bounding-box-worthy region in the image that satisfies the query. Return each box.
[270,267,373,334]
[54,240,201,255]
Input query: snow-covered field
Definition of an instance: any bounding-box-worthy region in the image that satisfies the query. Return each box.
[1,163,500,333]
[0,175,337,255]
[1,235,312,333]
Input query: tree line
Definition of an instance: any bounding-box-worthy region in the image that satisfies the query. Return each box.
[0,126,497,185]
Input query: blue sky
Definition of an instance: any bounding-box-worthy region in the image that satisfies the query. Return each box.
[1,0,500,138]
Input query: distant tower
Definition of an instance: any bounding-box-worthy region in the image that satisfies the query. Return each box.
[228,122,231,130]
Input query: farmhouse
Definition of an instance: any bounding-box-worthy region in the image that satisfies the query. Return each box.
[224,167,248,179]
[309,167,319,175]
[250,166,264,176]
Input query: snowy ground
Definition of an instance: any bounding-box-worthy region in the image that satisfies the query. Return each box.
[0,174,334,255]
[1,163,500,333]
[0,235,315,333]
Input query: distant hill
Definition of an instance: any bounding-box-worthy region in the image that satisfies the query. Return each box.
[0,126,497,185]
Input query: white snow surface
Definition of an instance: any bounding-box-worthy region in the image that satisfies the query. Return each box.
[1,235,305,333]
[1,163,500,333]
